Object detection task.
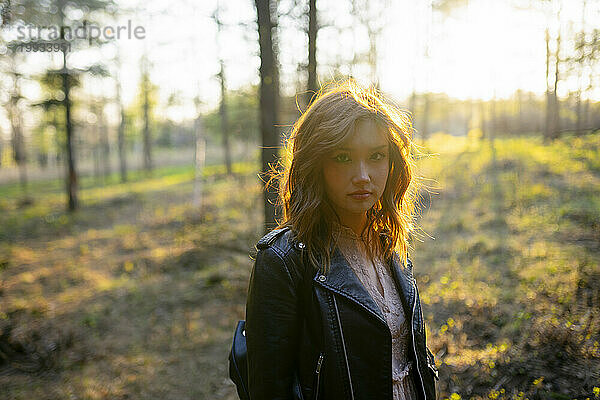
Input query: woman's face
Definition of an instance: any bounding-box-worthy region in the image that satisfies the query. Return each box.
[322,119,390,231]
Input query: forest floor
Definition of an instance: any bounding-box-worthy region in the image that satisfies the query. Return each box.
[0,133,599,399]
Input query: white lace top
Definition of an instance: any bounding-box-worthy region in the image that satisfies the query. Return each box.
[334,223,418,400]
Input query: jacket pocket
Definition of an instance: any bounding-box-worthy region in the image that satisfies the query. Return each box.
[312,352,324,400]
[426,347,439,381]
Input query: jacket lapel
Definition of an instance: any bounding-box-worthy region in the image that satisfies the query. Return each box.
[313,245,387,326]
[389,251,415,320]
[313,240,417,324]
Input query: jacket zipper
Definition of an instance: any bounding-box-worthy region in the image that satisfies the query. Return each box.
[332,295,355,400]
[410,278,427,400]
[313,352,324,400]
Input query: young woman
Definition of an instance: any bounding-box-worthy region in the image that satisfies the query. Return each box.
[245,80,438,400]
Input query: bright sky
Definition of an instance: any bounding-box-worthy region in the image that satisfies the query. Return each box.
[382,0,598,101]
[3,0,600,123]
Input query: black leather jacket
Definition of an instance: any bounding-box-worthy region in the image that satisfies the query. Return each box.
[245,227,438,400]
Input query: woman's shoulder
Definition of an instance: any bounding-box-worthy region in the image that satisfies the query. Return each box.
[254,226,306,262]
[256,226,304,250]
[256,226,292,250]
[252,226,308,283]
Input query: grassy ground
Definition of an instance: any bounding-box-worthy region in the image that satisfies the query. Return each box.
[0,133,598,399]
[414,133,600,399]
[1,162,260,400]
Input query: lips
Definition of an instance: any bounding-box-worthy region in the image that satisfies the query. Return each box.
[348,190,371,195]
[348,190,372,200]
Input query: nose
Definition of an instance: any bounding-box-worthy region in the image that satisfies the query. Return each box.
[351,160,370,185]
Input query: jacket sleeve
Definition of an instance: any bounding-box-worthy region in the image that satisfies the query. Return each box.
[245,246,301,400]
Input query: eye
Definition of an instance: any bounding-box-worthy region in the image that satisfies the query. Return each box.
[371,152,386,161]
[333,153,350,163]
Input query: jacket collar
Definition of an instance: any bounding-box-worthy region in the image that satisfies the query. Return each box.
[312,239,415,326]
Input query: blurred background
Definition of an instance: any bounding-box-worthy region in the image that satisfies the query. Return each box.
[0,0,599,399]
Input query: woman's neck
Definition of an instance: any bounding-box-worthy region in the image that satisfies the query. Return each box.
[333,218,367,239]
[336,215,367,237]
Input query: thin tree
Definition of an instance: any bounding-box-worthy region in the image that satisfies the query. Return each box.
[192,95,206,208]
[550,10,561,140]
[544,27,552,140]
[60,26,77,210]
[422,93,431,141]
[115,48,128,182]
[218,59,232,175]
[255,0,280,232]
[574,0,587,136]
[140,53,153,172]
[582,28,599,130]
[516,89,523,134]
[4,0,114,209]
[307,0,318,103]
[6,54,29,200]
[542,0,562,142]
[479,100,486,140]
[99,98,110,182]
[213,4,232,175]
[92,101,101,182]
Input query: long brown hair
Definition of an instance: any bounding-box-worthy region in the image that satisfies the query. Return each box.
[269,79,422,275]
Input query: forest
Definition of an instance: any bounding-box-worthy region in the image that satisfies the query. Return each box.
[0,0,599,399]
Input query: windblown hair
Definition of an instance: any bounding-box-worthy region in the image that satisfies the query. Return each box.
[270,79,422,275]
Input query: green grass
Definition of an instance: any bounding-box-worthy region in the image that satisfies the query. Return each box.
[0,158,262,400]
[415,132,600,399]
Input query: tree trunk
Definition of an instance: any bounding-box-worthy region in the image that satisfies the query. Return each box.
[62,44,77,211]
[307,0,318,104]
[219,59,232,175]
[214,6,232,175]
[490,95,496,139]
[544,28,552,142]
[465,99,472,136]
[141,56,153,172]
[367,28,378,86]
[116,80,127,183]
[583,49,594,131]
[551,27,561,140]
[255,0,280,233]
[193,114,206,208]
[409,89,417,137]
[409,90,416,118]
[100,105,110,182]
[575,88,583,136]
[422,93,430,141]
[480,100,486,140]
[10,106,28,197]
[9,96,26,195]
[575,0,586,136]
[583,98,590,131]
[516,89,523,134]
[37,127,48,168]
[8,54,28,199]
[94,150,101,182]
[93,117,100,183]
[115,51,128,182]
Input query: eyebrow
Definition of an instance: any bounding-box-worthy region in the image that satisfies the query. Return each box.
[335,145,388,151]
